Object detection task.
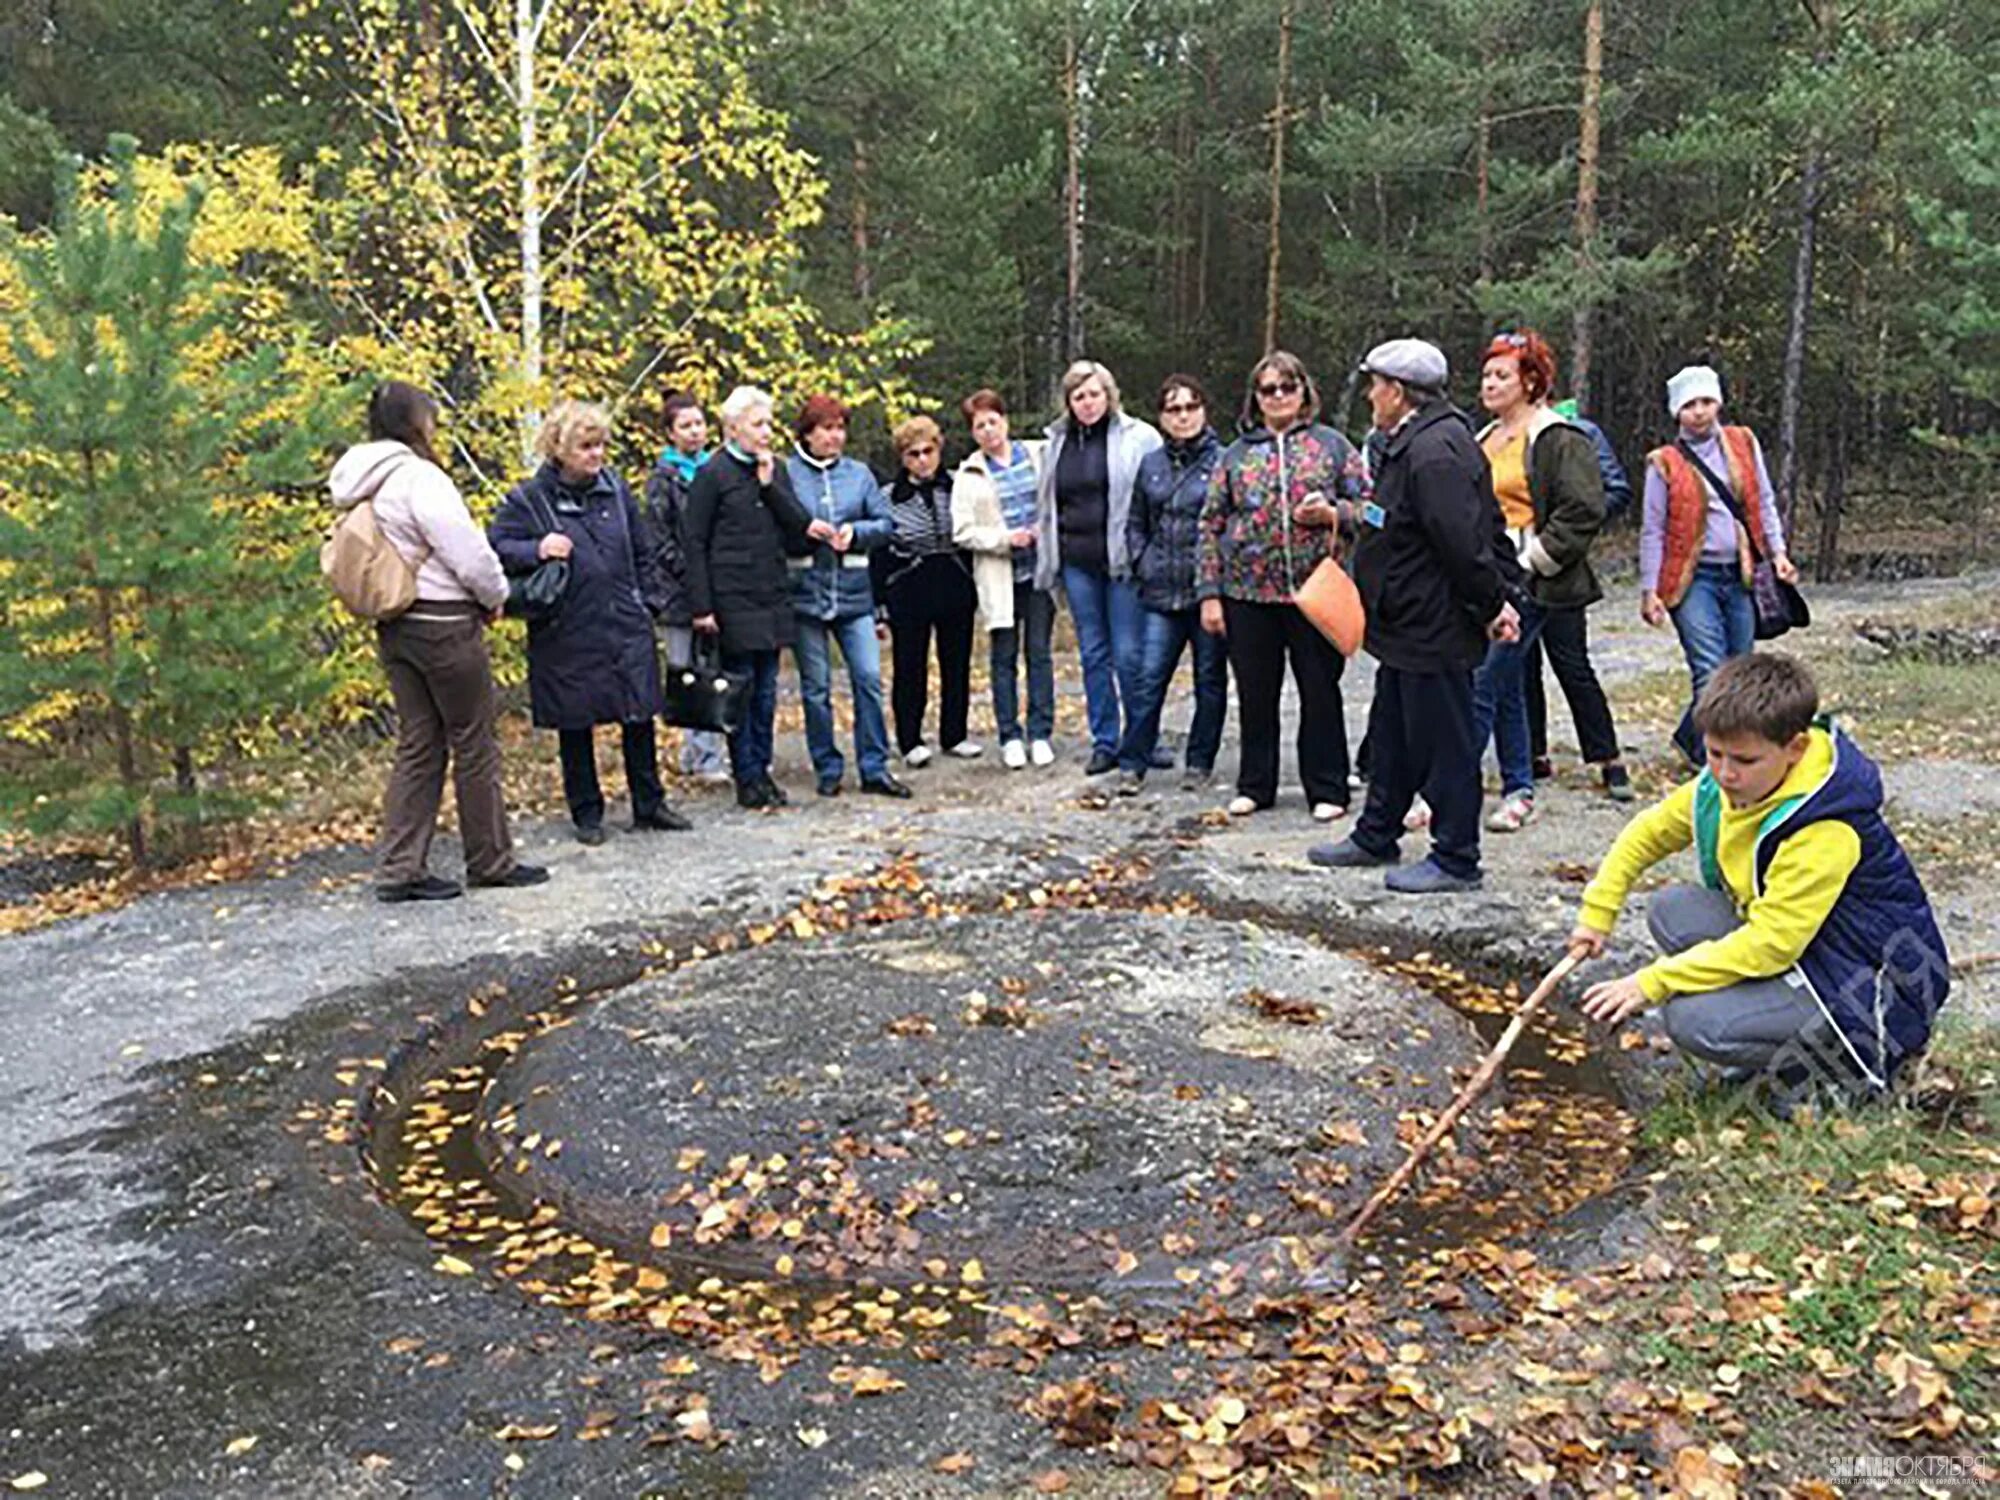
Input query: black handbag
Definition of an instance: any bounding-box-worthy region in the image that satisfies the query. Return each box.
[1677,440,1810,641]
[661,632,749,733]
[504,493,572,623]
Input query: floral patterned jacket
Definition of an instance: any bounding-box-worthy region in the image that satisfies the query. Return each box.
[1196,422,1365,604]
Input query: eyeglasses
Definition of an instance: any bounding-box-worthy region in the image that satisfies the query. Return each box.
[1257,379,1301,398]
[903,445,938,458]
[1497,332,1529,348]
[1160,401,1203,415]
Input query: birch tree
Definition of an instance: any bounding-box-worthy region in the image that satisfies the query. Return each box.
[299,0,918,475]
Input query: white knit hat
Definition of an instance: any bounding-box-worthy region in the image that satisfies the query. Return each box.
[1666,365,1723,418]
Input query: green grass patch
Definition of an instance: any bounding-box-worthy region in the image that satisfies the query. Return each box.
[1629,1021,1999,1429]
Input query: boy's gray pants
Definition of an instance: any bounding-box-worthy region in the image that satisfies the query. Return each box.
[1648,884,1826,1072]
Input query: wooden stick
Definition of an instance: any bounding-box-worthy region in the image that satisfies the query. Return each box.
[1339,949,1587,1246]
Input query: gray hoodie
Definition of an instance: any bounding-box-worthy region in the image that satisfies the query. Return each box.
[328,441,508,612]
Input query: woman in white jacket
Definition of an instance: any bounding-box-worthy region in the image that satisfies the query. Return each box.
[951,389,1053,769]
[328,382,548,902]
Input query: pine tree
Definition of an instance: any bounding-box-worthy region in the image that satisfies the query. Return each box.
[0,137,336,864]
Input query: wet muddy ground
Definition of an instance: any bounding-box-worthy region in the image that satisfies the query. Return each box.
[2,573,1993,1496]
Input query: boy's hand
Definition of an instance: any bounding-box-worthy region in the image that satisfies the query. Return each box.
[1579,973,1649,1026]
[1567,925,1606,961]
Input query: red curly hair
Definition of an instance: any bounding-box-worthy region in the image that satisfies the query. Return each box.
[1482,330,1558,404]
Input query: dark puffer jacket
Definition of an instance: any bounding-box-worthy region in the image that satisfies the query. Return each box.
[681,448,813,655]
[1127,428,1222,613]
[489,462,664,730]
[639,450,706,627]
[1353,399,1521,674]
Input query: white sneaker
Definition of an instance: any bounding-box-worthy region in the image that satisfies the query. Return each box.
[1486,791,1539,832]
[947,740,984,759]
[1311,801,1347,823]
[1404,795,1432,832]
[904,743,933,768]
[1029,740,1055,767]
[1227,795,1259,818]
[1001,739,1028,770]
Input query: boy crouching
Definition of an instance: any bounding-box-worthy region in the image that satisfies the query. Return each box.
[1568,653,1949,1097]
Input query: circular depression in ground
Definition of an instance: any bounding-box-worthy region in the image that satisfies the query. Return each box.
[471,906,1487,1289]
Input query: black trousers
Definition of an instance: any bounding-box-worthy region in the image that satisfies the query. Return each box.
[884,556,976,754]
[1222,597,1350,807]
[1525,605,1621,764]
[557,720,664,829]
[1351,664,1482,879]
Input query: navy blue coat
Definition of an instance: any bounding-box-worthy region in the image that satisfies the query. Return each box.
[1127,428,1221,613]
[490,463,664,730]
[1694,725,1950,1090]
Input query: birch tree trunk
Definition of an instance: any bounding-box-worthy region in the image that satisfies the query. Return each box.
[1062,14,1084,367]
[1570,0,1604,409]
[516,0,543,464]
[1261,0,1293,353]
[852,138,873,305]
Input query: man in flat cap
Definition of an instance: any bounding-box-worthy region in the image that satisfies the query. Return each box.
[1312,338,1520,892]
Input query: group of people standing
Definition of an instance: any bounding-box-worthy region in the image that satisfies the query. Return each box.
[330,334,1795,905]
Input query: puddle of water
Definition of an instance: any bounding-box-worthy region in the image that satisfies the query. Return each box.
[357,860,1635,1344]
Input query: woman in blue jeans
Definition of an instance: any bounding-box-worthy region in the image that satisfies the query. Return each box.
[1116,374,1228,794]
[1034,361,1163,775]
[783,394,910,799]
[1467,330,1606,833]
[1638,365,1798,764]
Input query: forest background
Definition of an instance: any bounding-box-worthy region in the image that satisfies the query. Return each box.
[0,0,1994,860]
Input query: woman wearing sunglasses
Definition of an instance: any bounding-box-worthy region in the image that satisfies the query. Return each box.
[874,415,979,767]
[1196,350,1365,822]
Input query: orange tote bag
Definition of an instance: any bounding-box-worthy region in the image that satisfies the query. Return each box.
[1295,557,1365,657]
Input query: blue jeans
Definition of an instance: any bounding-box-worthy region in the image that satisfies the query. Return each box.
[1117,607,1228,773]
[1671,563,1757,764]
[722,648,780,787]
[1472,596,1547,798]
[991,581,1055,743]
[1061,565,1146,757]
[793,612,891,785]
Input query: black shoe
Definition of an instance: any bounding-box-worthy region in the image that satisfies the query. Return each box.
[1084,750,1117,776]
[760,778,790,806]
[575,823,607,846]
[816,776,843,798]
[376,874,463,904]
[469,863,551,890]
[1384,858,1482,894]
[632,806,693,832]
[737,780,768,809]
[1531,756,1555,782]
[1602,762,1635,803]
[860,774,913,799]
[1307,837,1396,870]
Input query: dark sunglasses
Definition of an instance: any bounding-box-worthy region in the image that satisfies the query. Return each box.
[1160,400,1204,415]
[903,444,939,457]
[1257,379,1301,398]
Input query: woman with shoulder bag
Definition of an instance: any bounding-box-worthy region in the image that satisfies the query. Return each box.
[489,399,691,844]
[682,386,816,808]
[643,392,731,784]
[1195,350,1364,823]
[1640,365,1801,765]
[328,381,548,900]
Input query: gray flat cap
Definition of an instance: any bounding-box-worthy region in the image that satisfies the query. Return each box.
[1359,338,1449,390]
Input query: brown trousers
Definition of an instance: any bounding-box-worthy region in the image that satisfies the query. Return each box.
[375,605,516,884]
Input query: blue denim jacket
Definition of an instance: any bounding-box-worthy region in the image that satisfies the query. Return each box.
[784,450,893,621]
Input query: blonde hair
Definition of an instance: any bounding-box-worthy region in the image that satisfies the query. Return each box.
[535,399,612,462]
[892,415,943,454]
[718,385,774,435]
[1061,360,1121,419]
